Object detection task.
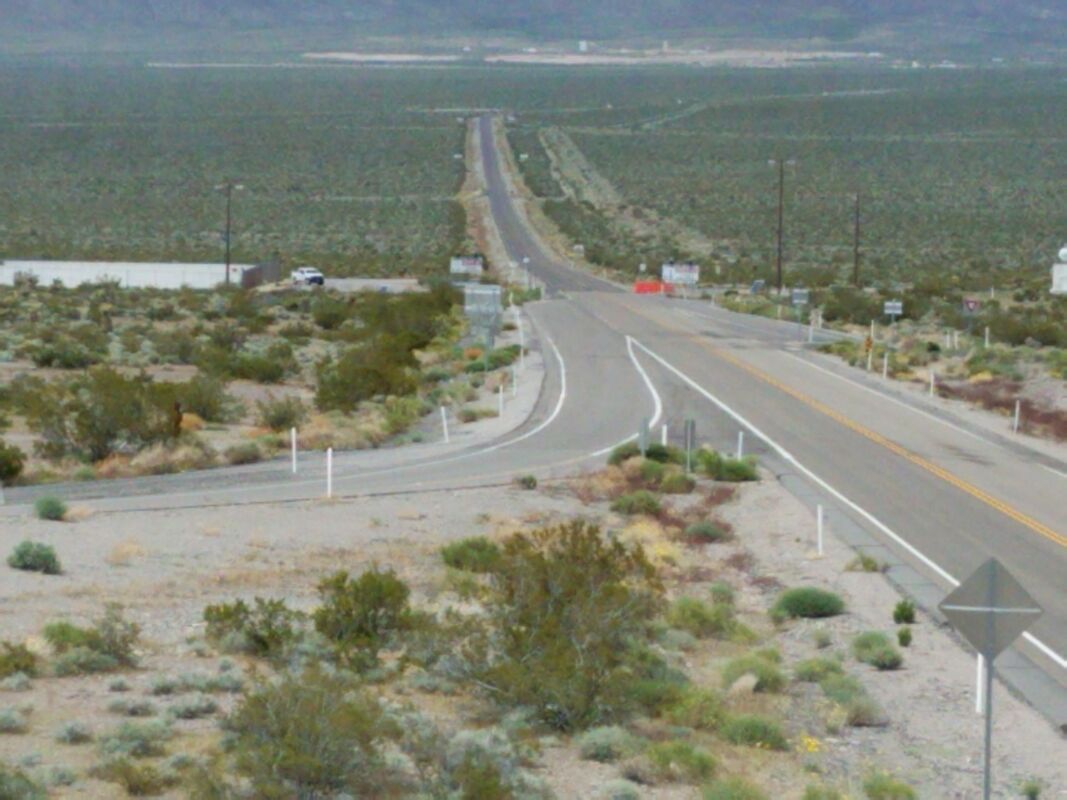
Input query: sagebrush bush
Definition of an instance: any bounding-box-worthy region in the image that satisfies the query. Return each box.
[645,740,717,782]
[610,490,661,516]
[255,395,307,432]
[107,699,157,718]
[468,520,663,731]
[0,707,28,734]
[89,758,175,796]
[55,722,93,744]
[53,648,118,676]
[863,771,917,799]
[846,696,889,728]
[892,600,916,625]
[720,653,786,693]
[43,604,139,672]
[224,666,401,797]
[772,587,845,620]
[794,657,843,683]
[168,695,218,720]
[607,442,641,465]
[34,496,67,521]
[664,687,725,731]
[660,471,695,494]
[440,537,501,573]
[666,597,735,639]
[853,632,903,671]
[599,779,642,800]
[577,726,642,763]
[0,762,45,799]
[696,449,759,482]
[7,541,61,575]
[683,520,733,544]
[0,441,25,486]
[897,627,912,648]
[99,720,172,759]
[224,442,262,466]
[720,714,789,750]
[703,778,770,800]
[313,568,416,671]
[203,597,300,660]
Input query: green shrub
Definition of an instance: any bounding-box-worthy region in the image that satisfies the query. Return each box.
[846,696,889,728]
[99,720,173,758]
[664,687,725,731]
[646,740,717,782]
[440,537,501,573]
[720,714,789,750]
[55,722,93,744]
[794,657,843,683]
[34,496,67,521]
[683,520,733,544]
[703,778,769,800]
[607,442,641,465]
[599,779,642,800]
[863,772,916,799]
[846,554,884,573]
[892,600,916,625]
[470,520,663,731]
[315,338,418,413]
[53,648,119,676]
[610,490,661,516]
[852,632,903,670]
[225,666,400,797]
[709,581,735,605]
[667,597,736,639]
[0,441,25,486]
[819,673,866,705]
[802,786,844,800]
[44,605,139,672]
[168,695,218,720]
[897,627,912,648]
[7,541,61,575]
[720,653,786,693]
[0,762,46,799]
[255,395,307,432]
[313,568,416,671]
[0,643,38,679]
[577,726,642,763]
[771,587,845,620]
[644,443,684,464]
[176,374,236,423]
[0,707,28,733]
[90,758,176,796]
[515,474,538,490]
[638,458,666,486]
[660,472,696,494]
[1021,779,1043,799]
[203,597,300,660]
[108,699,157,717]
[696,449,759,482]
[224,442,262,465]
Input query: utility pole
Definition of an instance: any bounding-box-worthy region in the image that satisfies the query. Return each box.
[853,193,862,288]
[769,159,795,295]
[216,182,244,286]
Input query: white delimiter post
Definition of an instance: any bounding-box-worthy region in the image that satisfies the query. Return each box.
[985,326,991,348]
[882,352,889,379]
[976,655,985,714]
[498,385,504,417]
[290,427,297,474]
[440,406,450,444]
[661,424,668,447]
[816,504,825,556]
[1013,400,1021,434]
[736,431,744,460]
[866,348,873,372]
[929,371,936,397]
[326,447,333,499]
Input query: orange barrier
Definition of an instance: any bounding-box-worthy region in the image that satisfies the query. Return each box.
[633,281,671,294]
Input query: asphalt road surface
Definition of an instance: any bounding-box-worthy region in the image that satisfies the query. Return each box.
[4,114,1066,726]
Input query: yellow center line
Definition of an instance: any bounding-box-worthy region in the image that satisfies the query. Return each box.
[618,297,1067,551]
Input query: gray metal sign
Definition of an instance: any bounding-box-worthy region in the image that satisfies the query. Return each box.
[791,288,809,307]
[884,300,903,317]
[939,559,1042,658]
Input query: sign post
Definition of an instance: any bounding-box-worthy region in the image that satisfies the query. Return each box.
[939,559,1042,800]
[683,419,696,474]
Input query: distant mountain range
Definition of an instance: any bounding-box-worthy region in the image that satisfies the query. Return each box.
[2,1,1065,51]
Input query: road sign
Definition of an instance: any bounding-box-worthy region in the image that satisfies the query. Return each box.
[791,288,809,307]
[963,298,981,314]
[939,559,1041,659]
[662,262,699,285]
[884,300,903,317]
[750,279,766,294]
[939,558,1042,800]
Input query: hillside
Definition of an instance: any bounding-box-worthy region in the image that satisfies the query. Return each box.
[1,1,1066,54]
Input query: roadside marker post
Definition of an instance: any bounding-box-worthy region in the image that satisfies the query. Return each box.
[290,427,297,474]
[1013,400,1021,434]
[929,371,936,397]
[326,447,333,499]
[866,348,873,372]
[984,327,990,348]
[882,352,889,380]
[940,559,1043,800]
[440,406,450,444]
[498,385,504,417]
[661,424,668,447]
[736,431,744,460]
[684,419,696,475]
[816,504,824,557]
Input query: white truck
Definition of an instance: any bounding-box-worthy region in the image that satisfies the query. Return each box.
[291,266,325,286]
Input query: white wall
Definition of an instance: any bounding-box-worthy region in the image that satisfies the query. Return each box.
[0,260,254,290]
[1053,264,1067,295]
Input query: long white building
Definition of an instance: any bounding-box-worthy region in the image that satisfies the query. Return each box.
[0,260,275,289]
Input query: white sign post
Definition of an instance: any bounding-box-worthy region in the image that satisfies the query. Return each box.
[290,428,298,474]
[326,447,333,499]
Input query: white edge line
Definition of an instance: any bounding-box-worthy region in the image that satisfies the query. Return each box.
[590,335,665,458]
[629,336,1067,672]
[1040,464,1067,481]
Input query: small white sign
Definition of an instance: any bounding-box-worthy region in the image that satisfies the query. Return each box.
[661,262,699,285]
[884,300,903,316]
[1053,264,1067,295]
[791,288,809,307]
[450,256,485,276]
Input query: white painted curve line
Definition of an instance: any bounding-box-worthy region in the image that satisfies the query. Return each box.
[629,336,1067,673]
[590,335,665,458]
[780,351,989,446]
[1040,464,1067,481]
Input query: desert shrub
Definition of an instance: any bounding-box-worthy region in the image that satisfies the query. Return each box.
[55,722,93,744]
[846,696,889,727]
[255,395,307,432]
[7,541,61,575]
[224,442,262,465]
[664,687,725,731]
[660,471,696,494]
[168,695,218,720]
[599,779,642,800]
[315,337,419,413]
[644,443,684,464]
[53,648,119,676]
[516,474,538,490]
[645,740,717,782]
[440,537,501,573]
[108,699,157,717]
[99,720,173,759]
[577,726,643,763]
[224,666,400,798]
[203,598,301,660]
[44,605,139,672]
[703,778,770,800]
[666,597,736,639]
[846,554,884,573]
[0,673,31,692]
[468,520,663,731]
[0,763,46,799]
[1021,779,1043,799]
[311,295,352,330]
[610,490,661,516]
[90,758,175,796]
[794,657,843,683]
[0,441,24,485]
[852,632,903,671]
[683,520,733,544]
[720,653,786,693]
[720,714,789,750]
[892,600,916,625]
[863,772,917,799]
[897,627,912,648]
[696,450,759,482]
[176,375,237,423]
[802,786,845,800]
[607,442,641,465]
[34,496,67,521]
[109,679,130,692]
[819,673,866,705]
[772,588,845,620]
[0,707,28,733]
[313,569,416,671]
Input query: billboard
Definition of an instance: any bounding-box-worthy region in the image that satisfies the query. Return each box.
[661,262,699,285]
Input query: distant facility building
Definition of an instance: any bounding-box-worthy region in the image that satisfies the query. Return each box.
[579,40,589,53]
[450,256,486,278]
[0,260,279,289]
